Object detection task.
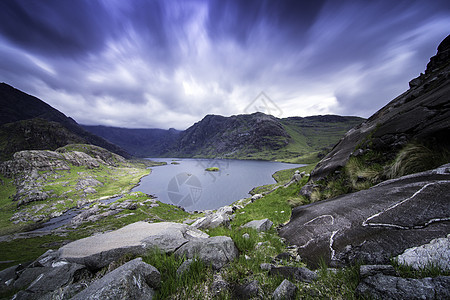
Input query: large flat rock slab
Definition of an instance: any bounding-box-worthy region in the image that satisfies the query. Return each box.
[279,165,450,267]
[59,221,208,269]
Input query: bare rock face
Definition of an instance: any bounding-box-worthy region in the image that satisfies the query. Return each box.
[310,35,450,181]
[71,258,160,300]
[279,164,450,267]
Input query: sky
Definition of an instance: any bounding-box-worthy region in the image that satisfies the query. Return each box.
[0,0,449,130]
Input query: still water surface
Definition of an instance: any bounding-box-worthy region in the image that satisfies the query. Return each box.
[132,158,305,211]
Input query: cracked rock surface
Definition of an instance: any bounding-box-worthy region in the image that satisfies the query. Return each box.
[279,164,450,267]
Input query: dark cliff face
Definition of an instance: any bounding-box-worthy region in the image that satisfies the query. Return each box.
[0,83,130,160]
[311,35,450,181]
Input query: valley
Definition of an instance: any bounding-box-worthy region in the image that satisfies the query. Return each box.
[0,35,449,299]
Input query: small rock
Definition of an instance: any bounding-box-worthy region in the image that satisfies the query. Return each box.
[210,274,229,296]
[234,280,262,299]
[176,259,194,276]
[273,279,298,300]
[356,274,450,299]
[242,233,250,239]
[359,265,397,278]
[242,218,273,232]
[251,194,263,201]
[71,258,160,300]
[269,266,318,283]
[260,263,274,271]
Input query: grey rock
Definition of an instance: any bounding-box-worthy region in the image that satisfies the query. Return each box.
[359,265,397,278]
[210,274,229,297]
[356,274,450,300]
[71,258,160,300]
[176,259,194,276]
[396,234,450,271]
[273,279,298,300]
[242,218,273,232]
[269,266,318,283]
[242,233,250,239]
[174,236,238,270]
[59,221,208,270]
[260,263,274,271]
[279,165,450,267]
[191,205,233,229]
[234,280,262,299]
[251,194,263,201]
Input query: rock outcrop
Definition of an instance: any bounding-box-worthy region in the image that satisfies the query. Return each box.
[279,164,450,267]
[0,82,130,160]
[310,34,450,181]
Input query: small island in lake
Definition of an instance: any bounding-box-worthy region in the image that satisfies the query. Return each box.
[205,167,219,172]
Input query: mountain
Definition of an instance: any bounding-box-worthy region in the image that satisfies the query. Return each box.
[166,112,364,162]
[279,35,450,268]
[81,125,181,157]
[309,34,450,182]
[0,83,130,160]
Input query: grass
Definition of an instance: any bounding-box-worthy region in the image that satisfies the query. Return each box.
[391,258,450,279]
[387,142,450,178]
[142,248,211,300]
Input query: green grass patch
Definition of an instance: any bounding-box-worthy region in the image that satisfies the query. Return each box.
[142,248,211,300]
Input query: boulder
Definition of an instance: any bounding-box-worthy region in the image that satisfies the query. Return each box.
[356,274,450,300]
[396,234,450,271]
[242,218,273,232]
[71,258,160,300]
[174,236,238,270]
[59,221,208,270]
[251,194,263,201]
[279,165,450,267]
[191,205,233,229]
[176,259,194,276]
[273,279,298,300]
[359,265,397,278]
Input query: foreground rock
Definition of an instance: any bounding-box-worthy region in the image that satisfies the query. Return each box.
[396,234,450,271]
[273,279,298,300]
[191,205,233,229]
[279,164,450,267]
[71,258,160,300]
[242,218,273,232]
[174,236,238,270]
[356,274,450,299]
[59,221,209,269]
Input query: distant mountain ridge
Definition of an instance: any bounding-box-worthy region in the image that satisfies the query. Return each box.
[0,83,130,160]
[83,112,364,162]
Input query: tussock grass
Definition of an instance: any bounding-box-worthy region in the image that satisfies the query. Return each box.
[391,258,450,279]
[387,142,449,178]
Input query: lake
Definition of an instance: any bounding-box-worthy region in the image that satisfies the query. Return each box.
[132,158,305,211]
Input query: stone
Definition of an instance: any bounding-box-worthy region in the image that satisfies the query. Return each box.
[260,263,274,271]
[176,259,194,276]
[269,266,318,283]
[234,280,262,299]
[71,258,160,300]
[242,233,250,239]
[210,274,229,297]
[191,205,233,229]
[356,274,450,300]
[174,236,238,270]
[359,265,397,278]
[279,165,450,267]
[251,194,263,201]
[59,221,209,270]
[396,234,450,271]
[242,218,273,232]
[273,279,298,300]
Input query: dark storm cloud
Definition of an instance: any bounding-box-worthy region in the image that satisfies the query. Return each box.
[0,0,448,129]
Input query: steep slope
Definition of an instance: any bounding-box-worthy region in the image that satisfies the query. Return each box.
[81,125,181,157]
[167,112,363,162]
[280,35,450,268]
[0,83,130,160]
[310,35,450,182]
